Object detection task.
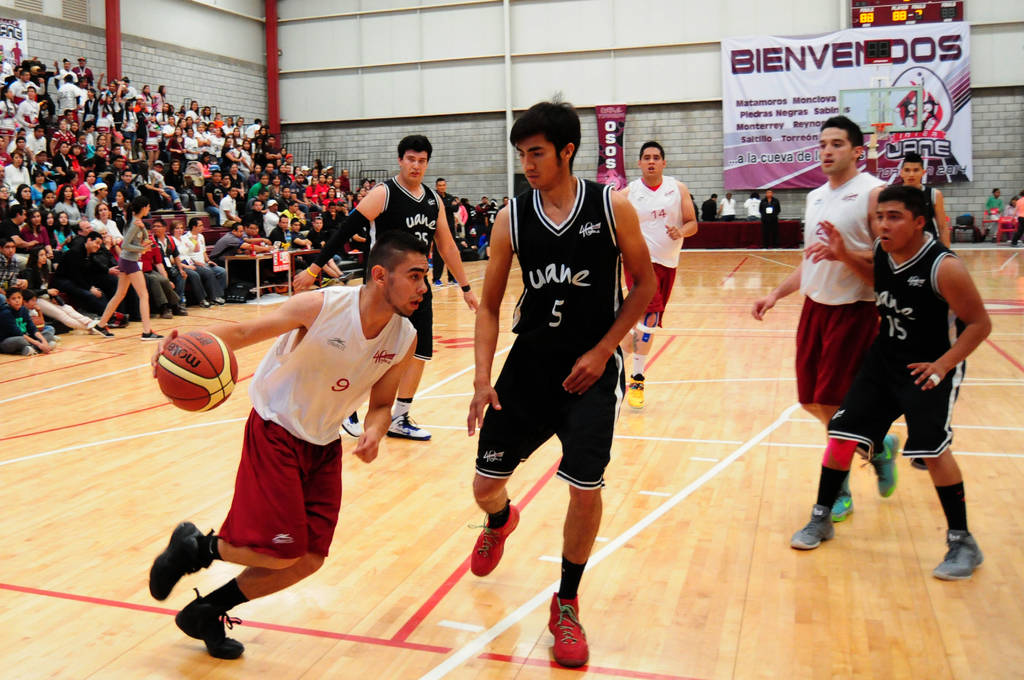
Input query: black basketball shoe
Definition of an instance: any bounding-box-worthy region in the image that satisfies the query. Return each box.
[176,592,245,659]
[149,522,211,600]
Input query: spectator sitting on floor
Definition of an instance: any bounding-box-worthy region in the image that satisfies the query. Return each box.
[19,244,98,333]
[0,287,54,354]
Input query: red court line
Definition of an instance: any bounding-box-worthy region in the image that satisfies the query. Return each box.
[392,336,681,644]
[0,372,256,441]
[0,583,450,654]
[645,334,677,368]
[720,256,748,284]
[478,652,701,679]
[390,459,562,643]
[0,355,121,384]
[986,338,1024,374]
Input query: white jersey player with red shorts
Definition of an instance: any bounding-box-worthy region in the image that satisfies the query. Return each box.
[147,232,426,661]
[621,140,697,409]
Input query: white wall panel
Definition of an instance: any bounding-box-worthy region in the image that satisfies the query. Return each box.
[277,0,1022,123]
[279,71,365,121]
[420,4,503,61]
[420,61,504,111]
[510,0,614,54]
[361,13,423,65]
[120,0,264,63]
[278,20,362,71]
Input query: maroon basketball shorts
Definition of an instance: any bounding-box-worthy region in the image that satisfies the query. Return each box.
[795,298,879,406]
[219,409,343,559]
[624,262,676,324]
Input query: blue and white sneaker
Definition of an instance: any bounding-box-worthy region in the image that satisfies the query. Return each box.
[341,412,363,438]
[831,473,853,522]
[387,413,431,441]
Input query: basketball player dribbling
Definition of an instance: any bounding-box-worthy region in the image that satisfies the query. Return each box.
[293,135,478,442]
[147,232,425,659]
[791,185,990,580]
[466,101,656,668]
[619,141,697,409]
[751,115,897,522]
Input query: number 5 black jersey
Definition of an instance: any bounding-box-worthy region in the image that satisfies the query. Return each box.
[873,234,964,364]
[510,177,623,355]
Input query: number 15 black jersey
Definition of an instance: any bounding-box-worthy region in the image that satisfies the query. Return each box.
[510,178,623,355]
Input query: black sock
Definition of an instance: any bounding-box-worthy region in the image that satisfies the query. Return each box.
[487,499,510,529]
[396,397,413,405]
[816,466,849,508]
[196,531,221,568]
[201,579,248,612]
[936,482,968,532]
[558,557,586,600]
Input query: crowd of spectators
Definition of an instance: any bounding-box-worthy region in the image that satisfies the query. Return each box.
[0,54,506,353]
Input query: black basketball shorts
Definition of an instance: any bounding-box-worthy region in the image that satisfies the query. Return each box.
[475,343,626,489]
[828,344,964,458]
[408,286,433,360]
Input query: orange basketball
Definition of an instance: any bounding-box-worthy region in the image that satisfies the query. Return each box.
[155,331,238,412]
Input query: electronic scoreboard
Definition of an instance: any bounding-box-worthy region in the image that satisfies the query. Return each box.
[851,1,963,27]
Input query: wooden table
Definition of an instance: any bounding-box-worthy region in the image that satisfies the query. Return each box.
[223,248,319,300]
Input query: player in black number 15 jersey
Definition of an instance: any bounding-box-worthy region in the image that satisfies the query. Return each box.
[791,185,991,581]
[293,135,479,441]
[465,101,656,668]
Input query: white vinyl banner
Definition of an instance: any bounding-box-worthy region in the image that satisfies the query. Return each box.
[722,23,971,189]
[0,18,27,72]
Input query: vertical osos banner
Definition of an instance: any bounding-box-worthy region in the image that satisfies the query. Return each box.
[721,23,971,189]
[596,105,627,190]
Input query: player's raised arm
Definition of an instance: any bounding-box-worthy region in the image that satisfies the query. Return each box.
[562,190,654,395]
[293,185,388,291]
[468,206,512,435]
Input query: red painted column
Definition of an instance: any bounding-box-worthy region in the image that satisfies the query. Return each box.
[104,0,122,81]
[265,0,280,136]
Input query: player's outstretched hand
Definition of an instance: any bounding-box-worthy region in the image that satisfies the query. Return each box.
[806,221,844,263]
[463,289,480,312]
[293,268,316,292]
[352,432,380,463]
[751,294,776,320]
[150,328,178,377]
[468,383,500,436]
[563,347,611,395]
[908,361,949,391]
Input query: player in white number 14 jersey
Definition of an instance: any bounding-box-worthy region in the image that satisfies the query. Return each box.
[619,141,698,408]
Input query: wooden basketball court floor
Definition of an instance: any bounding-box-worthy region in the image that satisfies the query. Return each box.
[2,247,1022,680]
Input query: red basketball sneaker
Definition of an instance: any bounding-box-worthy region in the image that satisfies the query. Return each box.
[548,593,589,668]
[469,504,520,576]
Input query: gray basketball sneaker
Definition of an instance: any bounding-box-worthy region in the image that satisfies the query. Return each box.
[791,504,835,550]
[933,530,984,580]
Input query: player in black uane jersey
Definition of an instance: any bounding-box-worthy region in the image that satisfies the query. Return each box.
[293,135,479,441]
[899,151,950,247]
[791,185,991,581]
[465,101,656,668]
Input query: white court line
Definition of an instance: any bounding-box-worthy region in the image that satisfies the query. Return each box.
[647,377,791,385]
[749,253,798,269]
[764,441,1024,458]
[0,363,150,406]
[638,490,672,497]
[417,426,743,446]
[417,402,802,680]
[414,344,512,399]
[537,555,562,563]
[437,620,485,633]
[690,457,720,462]
[998,252,1019,271]
[788,418,1024,432]
[415,392,475,401]
[0,418,248,467]
[658,327,793,333]
[594,536,609,542]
